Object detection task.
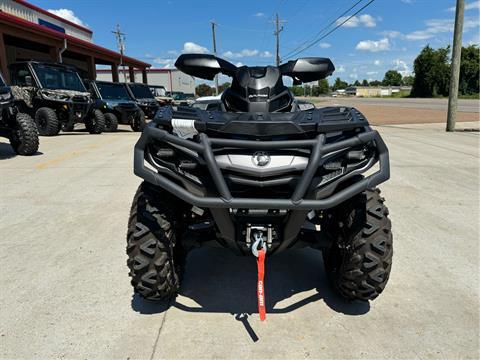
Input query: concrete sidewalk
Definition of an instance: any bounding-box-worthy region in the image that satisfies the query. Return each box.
[0,123,479,359]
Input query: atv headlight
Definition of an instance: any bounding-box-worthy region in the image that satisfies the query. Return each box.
[41,90,70,101]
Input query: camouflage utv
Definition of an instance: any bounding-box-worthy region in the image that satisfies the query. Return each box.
[9,62,105,136]
[0,72,39,155]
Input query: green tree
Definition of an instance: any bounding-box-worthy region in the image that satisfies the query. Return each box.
[332,77,348,91]
[195,83,213,97]
[353,80,361,87]
[411,45,450,97]
[403,75,415,87]
[383,70,403,86]
[290,85,304,96]
[362,79,369,87]
[218,82,231,94]
[459,45,480,95]
[317,79,330,94]
[370,80,383,87]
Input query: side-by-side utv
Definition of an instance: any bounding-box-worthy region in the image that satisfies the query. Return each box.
[125,82,159,122]
[0,72,38,155]
[86,80,144,132]
[9,61,104,135]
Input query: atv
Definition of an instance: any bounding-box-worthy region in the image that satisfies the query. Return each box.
[127,54,393,314]
[86,80,144,132]
[125,82,159,123]
[9,61,104,136]
[0,72,39,155]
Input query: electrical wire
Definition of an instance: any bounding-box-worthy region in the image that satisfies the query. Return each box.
[281,0,367,61]
[283,0,377,61]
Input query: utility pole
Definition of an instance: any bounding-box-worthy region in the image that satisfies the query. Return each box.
[446,0,465,132]
[211,21,219,95]
[112,24,127,83]
[273,13,286,66]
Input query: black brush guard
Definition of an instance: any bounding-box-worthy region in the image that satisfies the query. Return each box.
[134,123,390,254]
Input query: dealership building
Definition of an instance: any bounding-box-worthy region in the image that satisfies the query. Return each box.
[0,0,150,83]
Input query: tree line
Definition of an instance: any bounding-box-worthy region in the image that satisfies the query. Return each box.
[195,45,479,98]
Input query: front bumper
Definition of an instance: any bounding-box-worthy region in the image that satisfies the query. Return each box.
[134,124,390,211]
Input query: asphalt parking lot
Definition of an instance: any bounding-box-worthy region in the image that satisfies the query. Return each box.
[0,121,479,359]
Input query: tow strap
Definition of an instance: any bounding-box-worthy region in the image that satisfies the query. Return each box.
[256,248,266,321]
[252,231,267,321]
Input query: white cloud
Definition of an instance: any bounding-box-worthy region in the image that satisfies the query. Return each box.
[400,0,414,3]
[405,17,479,41]
[253,12,265,17]
[235,62,244,67]
[393,59,411,76]
[259,51,273,58]
[337,14,376,28]
[349,73,358,79]
[356,38,391,52]
[167,50,178,56]
[153,58,175,68]
[222,49,260,58]
[47,8,87,27]
[319,42,331,49]
[448,1,480,11]
[381,30,403,39]
[374,60,382,66]
[182,42,209,54]
[337,65,346,73]
[366,71,379,76]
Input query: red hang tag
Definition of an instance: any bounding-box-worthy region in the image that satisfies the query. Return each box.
[257,249,266,321]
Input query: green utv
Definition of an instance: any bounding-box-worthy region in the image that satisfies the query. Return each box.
[9,61,104,136]
[85,80,144,132]
[0,72,38,156]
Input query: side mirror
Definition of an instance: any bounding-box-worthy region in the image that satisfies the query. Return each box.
[25,75,33,86]
[280,57,335,84]
[175,54,237,80]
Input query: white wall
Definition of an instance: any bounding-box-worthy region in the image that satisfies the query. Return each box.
[96,69,196,95]
[0,0,92,42]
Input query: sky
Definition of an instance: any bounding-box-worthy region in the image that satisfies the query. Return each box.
[34,0,480,84]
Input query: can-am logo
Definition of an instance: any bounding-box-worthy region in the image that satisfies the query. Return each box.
[252,151,271,167]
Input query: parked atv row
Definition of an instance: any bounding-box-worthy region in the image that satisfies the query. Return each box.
[1,61,164,156]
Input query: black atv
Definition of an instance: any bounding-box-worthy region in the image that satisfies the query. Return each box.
[127,55,393,313]
[86,80,144,132]
[9,61,104,136]
[0,72,39,155]
[125,82,159,123]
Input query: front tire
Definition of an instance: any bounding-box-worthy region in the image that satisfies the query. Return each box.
[85,109,105,134]
[104,113,118,132]
[126,182,185,300]
[323,188,393,301]
[10,113,39,155]
[35,107,59,136]
[131,109,146,132]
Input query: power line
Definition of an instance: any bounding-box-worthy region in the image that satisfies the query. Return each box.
[283,0,377,61]
[281,0,366,61]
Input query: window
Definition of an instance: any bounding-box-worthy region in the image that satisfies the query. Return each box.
[31,64,86,92]
[96,82,131,100]
[10,65,34,87]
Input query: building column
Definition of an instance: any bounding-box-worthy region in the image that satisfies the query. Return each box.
[87,56,96,80]
[0,32,9,82]
[128,66,135,82]
[142,68,148,84]
[111,63,119,83]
